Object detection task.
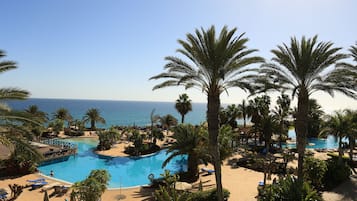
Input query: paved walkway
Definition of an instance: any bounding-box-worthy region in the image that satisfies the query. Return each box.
[322,173,357,201]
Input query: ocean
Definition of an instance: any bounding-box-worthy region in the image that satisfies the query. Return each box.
[6,98,207,128]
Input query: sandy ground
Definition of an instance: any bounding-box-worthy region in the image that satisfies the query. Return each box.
[0,155,265,201]
[1,134,356,201]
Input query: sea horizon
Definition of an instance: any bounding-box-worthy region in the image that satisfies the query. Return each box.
[7,98,208,127]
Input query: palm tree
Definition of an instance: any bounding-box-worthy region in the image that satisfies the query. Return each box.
[175,93,192,123]
[258,36,356,183]
[71,169,110,201]
[344,109,357,161]
[320,111,349,162]
[24,105,48,122]
[225,104,240,128]
[150,26,264,200]
[0,50,43,167]
[24,105,48,141]
[237,99,250,128]
[149,109,162,145]
[162,124,204,180]
[159,114,178,135]
[83,108,106,130]
[272,93,291,149]
[53,107,72,128]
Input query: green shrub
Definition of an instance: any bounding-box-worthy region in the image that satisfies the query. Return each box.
[258,176,322,201]
[188,188,230,201]
[303,156,327,190]
[323,158,351,190]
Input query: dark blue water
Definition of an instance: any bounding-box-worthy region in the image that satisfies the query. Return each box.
[7,98,207,127]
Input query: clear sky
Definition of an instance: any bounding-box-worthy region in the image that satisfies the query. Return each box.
[0,0,356,112]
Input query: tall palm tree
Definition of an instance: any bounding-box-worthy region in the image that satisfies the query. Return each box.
[175,93,192,123]
[237,99,250,128]
[150,26,264,200]
[53,107,72,128]
[162,124,204,180]
[83,108,106,130]
[258,36,357,184]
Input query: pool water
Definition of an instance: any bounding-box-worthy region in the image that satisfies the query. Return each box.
[285,129,340,149]
[38,138,187,188]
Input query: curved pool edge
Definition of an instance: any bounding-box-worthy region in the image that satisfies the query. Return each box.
[38,172,73,185]
[38,172,149,190]
[96,148,167,159]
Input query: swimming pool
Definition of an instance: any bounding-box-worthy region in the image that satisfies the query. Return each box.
[285,130,340,149]
[38,138,187,188]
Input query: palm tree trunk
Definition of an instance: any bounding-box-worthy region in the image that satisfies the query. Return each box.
[91,120,95,130]
[349,136,355,161]
[296,90,308,185]
[338,135,343,163]
[279,121,284,149]
[181,115,184,124]
[207,93,224,201]
[243,115,246,128]
[188,153,199,180]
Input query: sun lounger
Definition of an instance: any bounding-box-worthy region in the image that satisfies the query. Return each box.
[41,182,61,192]
[50,185,69,197]
[27,178,46,183]
[0,188,8,200]
[201,168,215,174]
[30,181,48,190]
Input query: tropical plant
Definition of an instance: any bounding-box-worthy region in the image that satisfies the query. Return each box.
[303,156,327,191]
[175,93,192,124]
[154,170,191,201]
[4,140,43,175]
[53,107,72,128]
[83,108,106,130]
[48,119,64,134]
[258,176,322,201]
[272,93,291,149]
[0,50,43,172]
[344,109,357,161]
[320,111,349,161]
[306,99,324,138]
[159,114,178,135]
[323,157,351,190]
[149,109,163,145]
[97,128,121,151]
[257,36,357,184]
[237,99,250,128]
[216,125,235,160]
[248,95,276,149]
[70,169,110,201]
[126,129,146,155]
[151,126,164,146]
[220,104,239,128]
[150,26,264,201]
[23,105,48,141]
[162,124,205,180]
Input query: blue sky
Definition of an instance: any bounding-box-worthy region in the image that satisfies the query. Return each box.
[0,0,356,111]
